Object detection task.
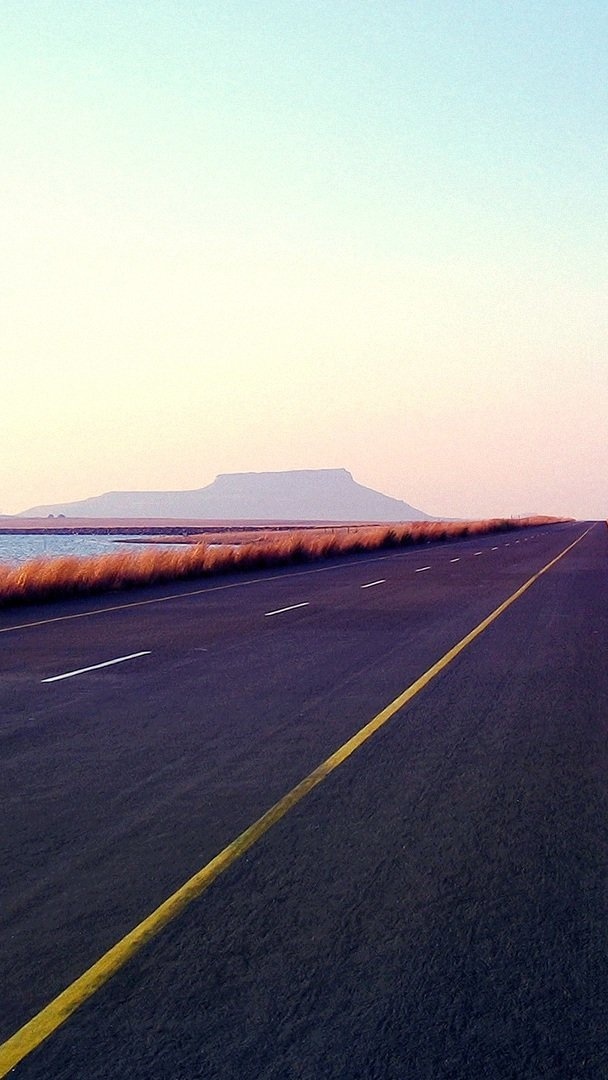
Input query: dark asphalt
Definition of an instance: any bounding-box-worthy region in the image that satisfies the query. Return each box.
[1,522,606,1078]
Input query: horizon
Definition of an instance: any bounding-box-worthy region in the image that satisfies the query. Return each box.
[3,2,606,520]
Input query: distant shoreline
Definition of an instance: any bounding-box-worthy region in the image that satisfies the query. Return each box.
[0,519,402,537]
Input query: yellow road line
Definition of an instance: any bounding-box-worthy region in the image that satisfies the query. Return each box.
[0,526,592,1075]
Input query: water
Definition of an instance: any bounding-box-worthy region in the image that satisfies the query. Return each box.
[0,534,179,565]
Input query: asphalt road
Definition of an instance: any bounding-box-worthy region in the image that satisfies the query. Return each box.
[1,522,606,1078]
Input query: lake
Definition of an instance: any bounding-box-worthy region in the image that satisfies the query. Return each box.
[0,534,181,565]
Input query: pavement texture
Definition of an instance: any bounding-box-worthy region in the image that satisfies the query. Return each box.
[1,522,606,1078]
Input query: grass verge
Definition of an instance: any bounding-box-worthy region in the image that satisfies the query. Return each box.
[0,517,567,608]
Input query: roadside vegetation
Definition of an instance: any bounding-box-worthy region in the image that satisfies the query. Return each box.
[0,517,567,608]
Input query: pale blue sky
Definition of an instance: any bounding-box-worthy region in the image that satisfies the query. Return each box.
[3,2,606,517]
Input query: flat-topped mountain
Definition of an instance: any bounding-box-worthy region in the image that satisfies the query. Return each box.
[19,469,432,522]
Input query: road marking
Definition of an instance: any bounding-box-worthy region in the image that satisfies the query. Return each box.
[491,547,498,551]
[264,602,309,617]
[0,526,592,1077]
[360,580,385,589]
[0,548,460,636]
[415,566,431,573]
[450,558,460,563]
[42,652,151,683]
[474,551,483,556]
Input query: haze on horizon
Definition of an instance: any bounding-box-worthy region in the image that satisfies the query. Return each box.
[2,2,605,521]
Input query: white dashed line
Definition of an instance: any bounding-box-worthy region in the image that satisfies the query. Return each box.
[360,580,386,589]
[42,651,151,683]
[264,602,310,617]
[415,566,431,573]
[491,546,498,551]
[474,551,483,556]
[450,558,460,563]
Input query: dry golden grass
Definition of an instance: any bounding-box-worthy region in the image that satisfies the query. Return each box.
[123,531,268,546]
[0,517,567,608]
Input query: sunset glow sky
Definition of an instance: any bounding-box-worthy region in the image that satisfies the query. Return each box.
[3,1,606,519]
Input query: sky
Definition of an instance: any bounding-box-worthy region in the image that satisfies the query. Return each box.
[2,0,606,519]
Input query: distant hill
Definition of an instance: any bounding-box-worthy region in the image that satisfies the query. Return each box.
[19,469,432,522]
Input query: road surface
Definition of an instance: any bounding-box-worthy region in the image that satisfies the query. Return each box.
[1,521,606,1078]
